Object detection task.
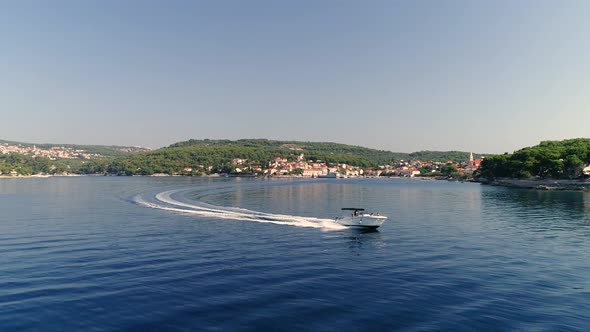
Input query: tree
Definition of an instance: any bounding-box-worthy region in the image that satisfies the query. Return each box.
[564,154,584,178]
[441,164,459,176]
[419,167,429,175]
[290,168,303,175]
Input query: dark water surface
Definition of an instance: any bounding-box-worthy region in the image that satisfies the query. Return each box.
[1,177,590,331]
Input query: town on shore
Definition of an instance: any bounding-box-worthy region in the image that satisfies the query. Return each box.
[0,144,101,160]
[1,139,483,179]
[214,152,482,178]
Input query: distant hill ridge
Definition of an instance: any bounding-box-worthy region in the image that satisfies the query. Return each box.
[168,139,483,163]
[1,138,483,162]
[0,139,151,158]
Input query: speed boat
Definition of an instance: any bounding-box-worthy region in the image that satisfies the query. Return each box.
[335,208,387,228]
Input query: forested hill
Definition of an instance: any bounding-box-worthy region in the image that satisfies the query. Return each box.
[408,150,477,162]
[169,139,407,165]
[478,138,590,179]
[170,139,481,163]
[84,139,403,175]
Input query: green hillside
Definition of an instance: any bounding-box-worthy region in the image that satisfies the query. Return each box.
[0,154,70,175]
[170,139,406,164]
[408,150,484,162]
[80,139,403,175]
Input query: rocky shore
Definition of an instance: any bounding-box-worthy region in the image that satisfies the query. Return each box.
[479,178,590,191]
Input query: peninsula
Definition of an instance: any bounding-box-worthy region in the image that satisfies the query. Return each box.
[477,138,590,190]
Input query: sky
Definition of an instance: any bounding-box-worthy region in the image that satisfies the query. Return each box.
[1,1,590,153]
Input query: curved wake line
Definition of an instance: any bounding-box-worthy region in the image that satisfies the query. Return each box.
[135,190,347,230]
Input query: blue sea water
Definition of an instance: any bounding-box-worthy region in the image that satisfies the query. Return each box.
[1,177,590,331]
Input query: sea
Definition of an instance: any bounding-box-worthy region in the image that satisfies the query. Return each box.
[1,176,590,331]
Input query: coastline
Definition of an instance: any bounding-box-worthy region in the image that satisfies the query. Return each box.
[0,174,85,179]
[4,174,586,192]
[479,178,590,192]
[0,173,423,180]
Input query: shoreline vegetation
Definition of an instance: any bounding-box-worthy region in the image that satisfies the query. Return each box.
[476,138,590,191]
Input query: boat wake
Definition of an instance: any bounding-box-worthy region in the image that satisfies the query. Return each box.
[134,189,347,230]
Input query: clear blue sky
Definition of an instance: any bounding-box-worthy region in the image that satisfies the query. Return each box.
[2,1,589,153]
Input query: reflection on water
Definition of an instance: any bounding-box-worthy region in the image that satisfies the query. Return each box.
[481,187,590,233]
[349,227,381,235]
[343,228,385,256]
[483,187,589,212]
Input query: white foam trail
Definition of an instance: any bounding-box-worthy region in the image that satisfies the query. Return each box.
[135,190,346,230]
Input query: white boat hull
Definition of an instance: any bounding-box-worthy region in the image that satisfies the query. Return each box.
[335,214,387,228]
